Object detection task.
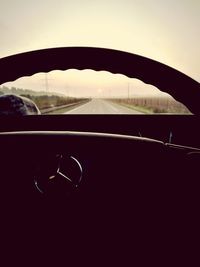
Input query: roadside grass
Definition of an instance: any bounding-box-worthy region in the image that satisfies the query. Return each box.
[117,102,153,114]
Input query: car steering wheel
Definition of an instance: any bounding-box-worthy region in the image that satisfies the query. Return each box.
[0,47,199,114]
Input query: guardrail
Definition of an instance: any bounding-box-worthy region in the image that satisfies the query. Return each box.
[41,99,90,114]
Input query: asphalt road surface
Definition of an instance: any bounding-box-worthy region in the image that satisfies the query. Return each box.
[64,99,143,114]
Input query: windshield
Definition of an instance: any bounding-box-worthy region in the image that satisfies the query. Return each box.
[0,0,199,114]
[1,70,191,114]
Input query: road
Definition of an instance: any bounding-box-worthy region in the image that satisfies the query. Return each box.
[64,99,143,114]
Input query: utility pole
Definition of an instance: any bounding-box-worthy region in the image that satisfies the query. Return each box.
[41,73,52,93]
[127,82,130,101]
[45,73,49,93]
[65,84,70,97]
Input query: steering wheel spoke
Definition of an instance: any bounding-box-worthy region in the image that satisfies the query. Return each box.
[34,154,83,195]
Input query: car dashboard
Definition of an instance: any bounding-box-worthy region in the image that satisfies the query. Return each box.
[0,114,200,263]
[0,46,200,261]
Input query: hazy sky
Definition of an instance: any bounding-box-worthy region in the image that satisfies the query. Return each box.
[0,0,199,97]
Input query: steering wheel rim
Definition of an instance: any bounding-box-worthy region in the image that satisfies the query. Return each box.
[0,47,199,114]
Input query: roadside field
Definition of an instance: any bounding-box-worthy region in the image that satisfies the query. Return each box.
[108,97,191,114]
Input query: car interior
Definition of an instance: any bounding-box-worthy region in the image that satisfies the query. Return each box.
[0,47,200,261]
